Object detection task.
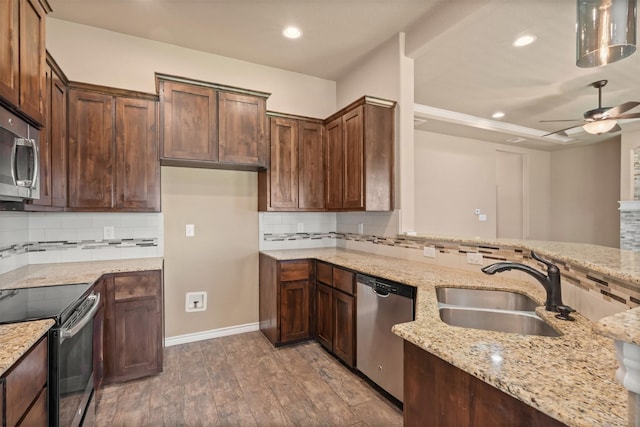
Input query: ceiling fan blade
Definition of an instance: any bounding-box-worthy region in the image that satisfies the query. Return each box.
[603,101,640,118]
[611,113,640,120]
[539,119,582,123]
[607,123,622,133]
[542,123,581,137]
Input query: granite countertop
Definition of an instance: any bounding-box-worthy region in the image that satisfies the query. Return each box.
[594,309,640,345]
[262,248,626,427]
[0,257,164,290]
[0,319,54,376]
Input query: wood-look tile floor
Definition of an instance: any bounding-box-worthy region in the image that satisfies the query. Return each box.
[95,331,403,426]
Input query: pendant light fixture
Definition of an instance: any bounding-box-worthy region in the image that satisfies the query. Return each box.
[576,0,637,67]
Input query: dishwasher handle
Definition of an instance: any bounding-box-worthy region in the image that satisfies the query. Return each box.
[373,286,391,298]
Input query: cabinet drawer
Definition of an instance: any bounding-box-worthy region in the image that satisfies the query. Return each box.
[333,268,354,295]
[5,337,47,427]
[114,272,159,300]
[316,262,332,286]
[280,261,310,282]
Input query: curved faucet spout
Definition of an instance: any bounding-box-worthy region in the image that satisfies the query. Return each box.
[481,251,570,315]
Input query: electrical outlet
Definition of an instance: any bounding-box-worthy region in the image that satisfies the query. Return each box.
[423,246,436,258]
[467,252,483,265]
[358,223,364,234]
[185,291,207,312]
[479,214,487,221]
[103,226,115,240]
[297,222,304,233]
[185,224,195,237]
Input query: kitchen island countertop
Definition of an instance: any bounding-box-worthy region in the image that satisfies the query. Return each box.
[0,319,54,376]
[262,247,627,427]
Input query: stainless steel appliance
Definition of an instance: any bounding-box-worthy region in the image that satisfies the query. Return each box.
[0,283,99,426]
[0,104,40,202]
[356,274,415,403]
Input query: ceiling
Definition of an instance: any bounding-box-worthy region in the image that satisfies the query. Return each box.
[49,0,640,151]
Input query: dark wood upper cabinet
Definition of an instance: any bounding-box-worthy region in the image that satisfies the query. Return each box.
[325,97,395,212]
[218,91,267,165]
[258,115,324,211]
[115,97,160,210]
[0,0,49,126]
[67,83,160,212]
[160,80,218,162]
[68,89,115,209]
[158,75,269,171]
[30,53,67,210]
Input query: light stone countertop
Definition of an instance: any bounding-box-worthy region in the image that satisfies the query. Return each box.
[0,257,164,290]
[262,248,626,427]
[0,319,54,376]
[594,309,640,345]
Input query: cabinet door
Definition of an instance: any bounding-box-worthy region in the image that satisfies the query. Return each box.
[218,91,267,165]
[269,118,298,209]
[93,278,105,390]
[333,291,355,367]
[115,97,160,211]
[18,0,46,125]
[315,282,333,351]
[32,62,52,206]
[0,0,19,106]
[114,298,161,380]
[280,280,310,343]
[298,121,324,210]
[325,117,343,210]
[50,68,67,208]
[161,81,217,161]
[68,90,114,209]
[0,380,4,425]
[342,106,364,210]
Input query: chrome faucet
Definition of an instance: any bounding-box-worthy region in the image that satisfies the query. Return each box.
[481,251,576,320]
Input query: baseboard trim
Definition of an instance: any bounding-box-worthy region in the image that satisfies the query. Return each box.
[164,322,260,347]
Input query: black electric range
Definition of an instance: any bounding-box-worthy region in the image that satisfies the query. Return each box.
[0,282,98,427]
[0,283,93,325]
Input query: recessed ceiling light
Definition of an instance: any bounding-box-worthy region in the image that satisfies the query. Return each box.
[513,34,536,47]
[282,26,302,39]
[492,111,505,119]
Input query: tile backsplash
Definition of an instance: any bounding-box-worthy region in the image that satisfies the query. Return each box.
[0,211,163,275]
[259,212,337,250]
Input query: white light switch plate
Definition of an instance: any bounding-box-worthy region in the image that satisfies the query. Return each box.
[186,224,195,237]
[423,246,436,258]
[467,252,483,265]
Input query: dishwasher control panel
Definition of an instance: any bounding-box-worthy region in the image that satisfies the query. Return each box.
[356,274,416,299]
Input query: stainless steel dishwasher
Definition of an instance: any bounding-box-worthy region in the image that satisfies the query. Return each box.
[356,274,415,403]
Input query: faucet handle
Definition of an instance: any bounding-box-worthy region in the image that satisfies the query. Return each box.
[531,251,559,274]
[555,305,576,321]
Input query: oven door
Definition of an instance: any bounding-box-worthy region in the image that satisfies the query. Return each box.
[53,292,100,427]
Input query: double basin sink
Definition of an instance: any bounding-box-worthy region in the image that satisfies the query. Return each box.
[436,287,561,337]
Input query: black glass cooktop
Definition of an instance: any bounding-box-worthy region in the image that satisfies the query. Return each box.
[0,283,92,325]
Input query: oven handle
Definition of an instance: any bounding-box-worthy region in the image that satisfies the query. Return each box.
[60,293,100,342]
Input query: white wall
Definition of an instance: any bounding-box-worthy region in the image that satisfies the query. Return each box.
[413,130,552,240]
[335,33,414,234]
[46,19,336,119]
[550,138,620,248]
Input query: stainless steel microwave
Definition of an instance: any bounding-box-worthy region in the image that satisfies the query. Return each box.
[0,105,40,202]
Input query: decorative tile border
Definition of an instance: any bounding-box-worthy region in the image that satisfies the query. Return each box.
[0,238,159,259]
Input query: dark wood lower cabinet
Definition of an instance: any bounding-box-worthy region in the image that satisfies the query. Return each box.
[104,270,163,383]
[92,277,106,390]
[259,254,313,346]
[404,341,566,427]
[1,336,48,427]
[333,290,355,367]
[315,282,333,350]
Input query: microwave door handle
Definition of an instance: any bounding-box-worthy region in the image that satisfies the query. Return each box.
[30,138,38,189]
[10,138,18,185]
[60,293,100,343]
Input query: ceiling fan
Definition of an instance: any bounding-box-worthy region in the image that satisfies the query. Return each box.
[541,80,640,137]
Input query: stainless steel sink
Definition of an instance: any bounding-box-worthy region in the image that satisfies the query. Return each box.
[438,307,561,337]
[436,287,539,311]
[436,287,561,337]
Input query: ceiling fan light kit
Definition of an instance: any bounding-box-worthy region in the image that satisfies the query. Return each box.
[576,0,637,68]
[582,118,618,134]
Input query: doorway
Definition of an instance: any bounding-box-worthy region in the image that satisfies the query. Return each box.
[496,151,524,239]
